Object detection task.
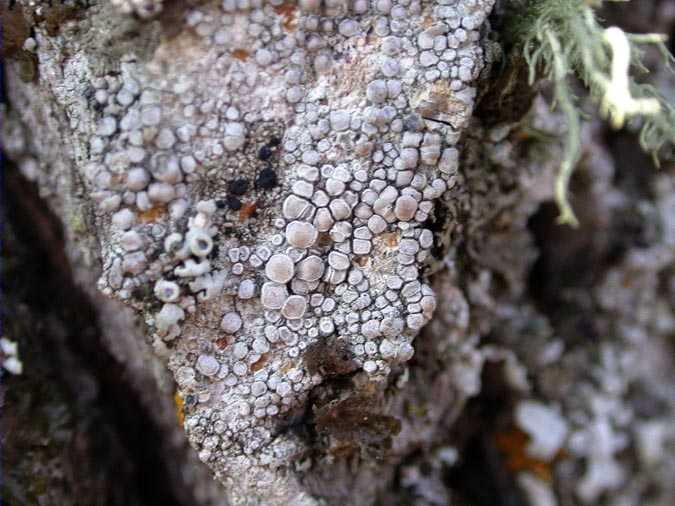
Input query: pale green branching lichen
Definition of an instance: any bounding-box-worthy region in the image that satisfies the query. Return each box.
[515,0,675,226]
[599,28,661,129]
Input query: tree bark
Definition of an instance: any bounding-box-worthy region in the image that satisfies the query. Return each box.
[2,1,675,505]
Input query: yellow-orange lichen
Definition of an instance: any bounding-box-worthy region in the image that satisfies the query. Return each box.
[174,391,185,426]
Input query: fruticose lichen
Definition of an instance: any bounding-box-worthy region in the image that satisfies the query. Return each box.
[504,0,675,226]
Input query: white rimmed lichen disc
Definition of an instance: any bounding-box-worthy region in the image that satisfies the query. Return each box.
[196,354,220,377]
[221,312,243,333]
[296,255,325,282]
[281,295,307,320]
[265,254,295,283]
[261,282,289,310]
[285,221,318,249]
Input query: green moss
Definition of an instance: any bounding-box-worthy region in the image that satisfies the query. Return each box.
[505,0,675,226]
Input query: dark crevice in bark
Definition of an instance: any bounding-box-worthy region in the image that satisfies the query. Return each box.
[527,130,659,328]
[473,0,539,127]
[526,196,608,348]
[605,131,659,205]
[1,165,195,506]
[444,362,526,506]
[599,0,675,37]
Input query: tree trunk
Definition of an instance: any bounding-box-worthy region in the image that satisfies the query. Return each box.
[2,1,675,505]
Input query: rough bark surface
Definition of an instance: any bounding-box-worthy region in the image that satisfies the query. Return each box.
[2,1,675,506]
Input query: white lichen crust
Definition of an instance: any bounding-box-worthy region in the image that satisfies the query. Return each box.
[3,0,495,504]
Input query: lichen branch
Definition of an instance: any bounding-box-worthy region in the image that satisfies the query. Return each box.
[512,0,675,226]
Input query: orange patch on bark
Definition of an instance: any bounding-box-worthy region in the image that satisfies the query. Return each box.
[422,15,434,28]
[232,48,250,60]
[138,205,166,223]
[239,201,257,221]
[215,337,230,349]
[380,232,400,248]
[317,231,334,248]
[174,392,185,426]
[273,1,296,31]
[495,428,566,482]
[251,353,269,372]
[353,256,370,268]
